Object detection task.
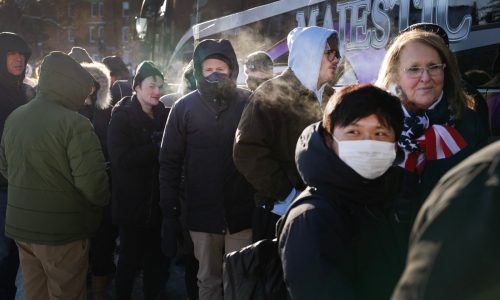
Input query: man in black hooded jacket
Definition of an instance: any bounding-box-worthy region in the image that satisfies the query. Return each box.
[0,32,32,300]
[159,39,255,300]
[279,85,408,299]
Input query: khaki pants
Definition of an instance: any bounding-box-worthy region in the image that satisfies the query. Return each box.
[16,239,90,300]
[190,229,252,300]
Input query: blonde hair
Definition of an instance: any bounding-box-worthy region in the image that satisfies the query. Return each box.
[375,29,474,118]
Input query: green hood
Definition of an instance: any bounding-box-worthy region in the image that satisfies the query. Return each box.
[37,51,95,111]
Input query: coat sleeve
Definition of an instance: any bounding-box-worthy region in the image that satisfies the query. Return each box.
[0,134,7,179]
[159,103,186,217]
[107,109,158,169]
[233,96,293,204]
[67,119,110,207]
[278,202,355,300]
[393,146,500,299]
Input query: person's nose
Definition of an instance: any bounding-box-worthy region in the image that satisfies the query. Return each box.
[331,56,341,66]
[13,53,23,62]
[360,133,372,140]
[420,68,432,81]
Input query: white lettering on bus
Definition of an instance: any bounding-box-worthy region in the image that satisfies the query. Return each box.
[302,0,471,50]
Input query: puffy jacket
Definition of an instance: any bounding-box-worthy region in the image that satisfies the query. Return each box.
[159,39,254,234]
[0,51,110,244]
[279,123,407,300]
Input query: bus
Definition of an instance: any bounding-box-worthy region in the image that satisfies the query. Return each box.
[139,0,499,93]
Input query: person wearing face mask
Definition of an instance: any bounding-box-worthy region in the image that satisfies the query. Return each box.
[278,84,406,300]
[244,51,274,91]
[376,29,489,223]
[234,26,340,241]
[107,61,170,300]
[159,39,255,300]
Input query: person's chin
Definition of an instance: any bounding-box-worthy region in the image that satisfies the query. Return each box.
[12,70,24,76]
[414,98,437,110]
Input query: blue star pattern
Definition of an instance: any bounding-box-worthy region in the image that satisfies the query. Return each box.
[398,113,430,152]
[398,110,456,153]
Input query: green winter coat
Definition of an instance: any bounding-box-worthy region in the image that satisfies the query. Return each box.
[0,51,110,245]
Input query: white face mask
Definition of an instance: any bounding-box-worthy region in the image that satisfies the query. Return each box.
[333,137,397,179]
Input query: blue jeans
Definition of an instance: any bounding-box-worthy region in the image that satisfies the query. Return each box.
[0,188,19,300]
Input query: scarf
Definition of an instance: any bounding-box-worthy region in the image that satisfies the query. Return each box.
[398,95,467,174]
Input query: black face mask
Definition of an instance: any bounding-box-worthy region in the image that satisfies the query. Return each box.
[197,72,236,101]
[245,77,268,91]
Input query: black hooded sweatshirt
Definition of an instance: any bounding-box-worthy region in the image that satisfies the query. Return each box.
[0,32,31,187]
[278,122,407,300]
[159,39,254,234]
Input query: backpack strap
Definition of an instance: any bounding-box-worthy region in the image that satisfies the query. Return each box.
[276,186,321,239]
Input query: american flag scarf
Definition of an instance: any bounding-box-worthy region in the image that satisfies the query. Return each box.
[398,97,467,174]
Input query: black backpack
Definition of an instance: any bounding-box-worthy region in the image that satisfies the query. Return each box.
[223,188,317,300]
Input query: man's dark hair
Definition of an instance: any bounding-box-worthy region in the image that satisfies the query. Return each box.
[323,84,404,139]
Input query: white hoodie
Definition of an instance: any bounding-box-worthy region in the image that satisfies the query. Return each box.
[287,26,337,103]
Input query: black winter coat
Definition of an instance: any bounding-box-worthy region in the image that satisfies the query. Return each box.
[0,33,32,188]
[392,141,500,300]
[0,82,32,188]
[278,123,407,300]
[159,88,255,234]
[108,95,168,227]
[159,39,254,235]
[399,99,489,224]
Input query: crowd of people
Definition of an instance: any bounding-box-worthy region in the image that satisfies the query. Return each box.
[0,21,499,300]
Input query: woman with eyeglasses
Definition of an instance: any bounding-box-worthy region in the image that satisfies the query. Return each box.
[376,29,489,223]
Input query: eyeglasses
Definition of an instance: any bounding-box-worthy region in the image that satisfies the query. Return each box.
[403,64,446,78]
[324,49,341,61]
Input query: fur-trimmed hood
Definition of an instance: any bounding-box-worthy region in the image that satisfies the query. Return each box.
[81,62,111,109]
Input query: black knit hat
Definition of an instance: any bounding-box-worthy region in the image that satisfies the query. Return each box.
[245,51,273,74]
[102,55,129,78]
[68,46,93,63]
[402,23,449,47]
[133,61,163,89]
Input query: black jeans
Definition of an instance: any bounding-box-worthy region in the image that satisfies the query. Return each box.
[90,203,118,276]
[115,225,170,300]
[0,188,19,300]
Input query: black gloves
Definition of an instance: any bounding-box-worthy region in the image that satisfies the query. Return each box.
[151,131,163,149]
[161,217,183,258]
